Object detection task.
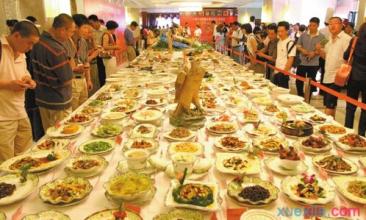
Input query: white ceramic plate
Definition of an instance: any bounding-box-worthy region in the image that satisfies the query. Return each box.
[164,128,196,142]
[78,139,115,155]
[333,176,366,205]
[312,155,358,175]
[214,135,250,152]
[0,174,38,205]
[215,153,260,175]
[206,122,238,134]
[264,157,308,176]
[46,124,84,138]
[168,142,203,156]
[240,209,278,220]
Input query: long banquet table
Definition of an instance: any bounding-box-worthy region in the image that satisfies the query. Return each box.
[0,50,365,220]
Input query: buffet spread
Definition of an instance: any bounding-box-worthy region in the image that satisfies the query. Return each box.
[0,49,366,220]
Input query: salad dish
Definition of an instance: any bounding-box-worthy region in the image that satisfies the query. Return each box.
[91,124,123,138]
[282,174,335,205]
[79,139,115,155]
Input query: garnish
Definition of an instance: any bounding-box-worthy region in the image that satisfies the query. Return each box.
[20,163,32,183]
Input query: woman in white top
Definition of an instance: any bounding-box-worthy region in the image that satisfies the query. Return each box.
[194,25,202,41]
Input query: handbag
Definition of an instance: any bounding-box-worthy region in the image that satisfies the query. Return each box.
[334,37,358,86]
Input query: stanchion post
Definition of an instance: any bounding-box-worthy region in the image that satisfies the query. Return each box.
[304,77,312,103]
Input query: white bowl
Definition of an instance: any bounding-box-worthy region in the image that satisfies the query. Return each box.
[279,159,300,170]
[124,149,149,170]
[101,112,126,124]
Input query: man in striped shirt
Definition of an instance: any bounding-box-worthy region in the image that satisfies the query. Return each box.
[31,14,76,130]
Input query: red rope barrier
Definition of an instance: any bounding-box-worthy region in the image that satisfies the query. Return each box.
[219,47,366,110]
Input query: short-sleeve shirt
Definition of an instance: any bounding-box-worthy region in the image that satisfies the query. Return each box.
[231,29,243,47]
[323,31,351,83]
[63,37,88,64]
[124,28,135,46]
[275,37,296,72]
[0,35,30,120]
[297,31,325,66]
[265,38,278,64]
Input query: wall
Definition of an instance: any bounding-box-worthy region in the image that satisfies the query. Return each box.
[83,0,127,64]
[125,7,141,25]
[19,0,46,30]
[238,8,261,24]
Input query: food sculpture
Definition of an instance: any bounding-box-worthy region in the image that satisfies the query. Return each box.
[170,51,206,129]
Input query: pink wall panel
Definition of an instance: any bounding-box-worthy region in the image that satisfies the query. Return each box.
[83,0,127,64]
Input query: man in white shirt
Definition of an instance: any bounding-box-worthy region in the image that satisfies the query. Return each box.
[230,22,243,63]
[249,16,255,31]
[0,21,39,161]
[274,21,296,88]
[317,17,351,117]
[194,25,202,41]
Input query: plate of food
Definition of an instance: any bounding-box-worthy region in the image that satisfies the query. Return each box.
[296,134,332,153]
[332,176,366,205]
[124,138,158,154]
[335,133,366,152]
[66,114,94,125]
[207,122,238,135]
[291,103,314,114]
[225,95,247,108]
[245,123,277,137]
[210,114,234,122]
[106,83,123,93]
[252,96,273,106]
[32,138,70,151]
[22,210,70,220]
[164,127,196,142]
[304,114,329,124]
[263,104,281,115]
[282,174,335,205]
[168,142,203,156]
[146,87,169,98]
[244,89,268,98]
[0,173,38,206]
[264,146,308,176]
[0,149,70,173]
[100,112,126,125]
[81,106,102,116]
[318,124,347,136]
[165,158,212,180]
[39,177,92,206]
[227,176,279,207]
[110,104,139,114]
[214,136,250,152]
[153,209,204,220]
[313,155,358,175]
[165,180,220,212]
[133,109,163,123]
[277,94,304,106]
[46,124,84,138]
[122,89,142,99]
[130,124,157,139]
[104,172,154,201]
[240,209,278,220]
[239,109,260,123]
[84,209,142,220]
[96,93,112,101]
[64,155,108,178]
[145,98,167,107]
[78,139,115,155]
[253,136,288,153]
[88,100,105,108]
[215,153,260,175]
[91,124,123,138]
[281,120,313,137]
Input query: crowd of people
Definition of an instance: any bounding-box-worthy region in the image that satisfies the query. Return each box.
[0,12,365,164]
[1,13,141,162]
[211,16,366,137]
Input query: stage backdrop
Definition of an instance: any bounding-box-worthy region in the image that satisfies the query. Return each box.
[180,8,238,43]
[83,0,127,64]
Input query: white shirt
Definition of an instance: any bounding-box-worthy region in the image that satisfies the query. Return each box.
[0,36,30,120]
[246,33,257,56]
[249,22,255,31]
[323,31,352,84]
[213,24,217,36]
[194,28,202,38]
[275,37,296,72]
[231,29,243,47]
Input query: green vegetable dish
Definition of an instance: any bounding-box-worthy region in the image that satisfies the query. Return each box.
[84,141,112,153]
[173,183,214,207]
[88,100,104,107]
[94,124,122,137]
